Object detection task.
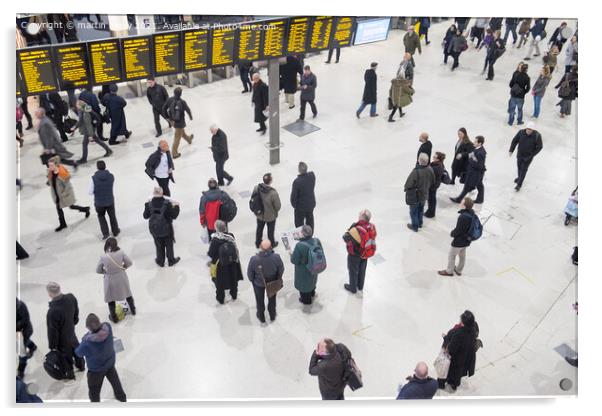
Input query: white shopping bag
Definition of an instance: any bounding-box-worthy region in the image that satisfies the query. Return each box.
[200,227,209,244]
[433,348,451,379]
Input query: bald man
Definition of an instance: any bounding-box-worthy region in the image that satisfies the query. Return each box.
[247,240,284,323]
[144,140,175,197]
[396,361,438,399]
[417,132,432,163]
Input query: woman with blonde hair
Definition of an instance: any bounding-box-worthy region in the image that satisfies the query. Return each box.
[531,65,552,119]
[47,156,89,232]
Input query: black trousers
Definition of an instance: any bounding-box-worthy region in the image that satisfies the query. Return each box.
[215,159,233,185]
[425,186,438,216]
[17,121,23,136]
[473,27,485,48]
[327,46,340,62]
[256,219,276,247]
[95,204,119,237]
[215,280,238,303]
[294,209,314,230]
[389,106,403,119]
[87,365,127,402]
[53,116,69,142]
[516,157,533,187]
[300,99,317,120]
[153,236,176,265]
[240,69,252,91]
[347,255,368,292]
[60,345,85,377]
[253,284,276,318]
[20,101,32,128]
[57,204,88,226]
[456,177,485,203]
[322,392,345,400]
[451,51,460,69]
[17,332,37,373]
[299,290,315,305]
[108,297,135,320]
[95,117,105,140]
[258,120,267,131]
[484,56,497,79]
[156,177,171,197]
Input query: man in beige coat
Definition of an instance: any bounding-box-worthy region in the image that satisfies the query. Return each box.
[253,173,281,248]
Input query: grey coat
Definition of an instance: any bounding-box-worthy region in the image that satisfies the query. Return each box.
[38,116,74,160]
[49,171,76,208]
[96,250,133,303]
[299,73,317,101]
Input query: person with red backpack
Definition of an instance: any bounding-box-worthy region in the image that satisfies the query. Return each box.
[199,178,232,241]
[342,210,377,294]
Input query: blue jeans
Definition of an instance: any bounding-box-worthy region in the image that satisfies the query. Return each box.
[409,202,425,231]
[508,97,524,125]
[533,95,543,118]
[357,101,376,116]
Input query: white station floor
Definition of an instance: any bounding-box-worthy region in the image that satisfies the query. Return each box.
[17,19,577,401]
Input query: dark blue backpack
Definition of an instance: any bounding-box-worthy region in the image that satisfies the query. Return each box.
[463,213,483,241]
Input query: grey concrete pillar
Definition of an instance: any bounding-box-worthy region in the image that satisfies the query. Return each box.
[267,58,280,165]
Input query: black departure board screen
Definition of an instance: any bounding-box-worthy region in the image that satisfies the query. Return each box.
[153,32,182,76]
[53,43,91,90]
[183,29,210,72]
[88,40,123,85]
[332,17,355,47]
[309,16,334,51]
[17,47,58,96]
[121,36,152,81]
[211,27,236,67]
[237,23,261,61]
[287,17,310,54]
[261,19,287,59]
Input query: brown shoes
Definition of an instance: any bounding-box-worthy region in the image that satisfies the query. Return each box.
[438,270,454,276]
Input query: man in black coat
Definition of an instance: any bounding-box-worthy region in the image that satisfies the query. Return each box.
[396,362,438,399]
[163,87,194,158]
[439,197,476,276]
[309,338,347,400]
[356,62,378,118]
[46,282,84,379]
[252,73,269,134]
[280,55,302,109]
[40,92,69,142]
[508,63,531,125]
[145,140,175,197]
[79,87,105,141]
[102,84,131,145]
[238,60,253,93]
[209,125,233,186]
[451,135,487,204]
[146,78,170,137]
[290,161,316,230]
[143,186,181,267]
[299,65,318,120]
[509,122,543,191]
[17,298,37,379]
[417,132,432,163]
[89,160,120,239]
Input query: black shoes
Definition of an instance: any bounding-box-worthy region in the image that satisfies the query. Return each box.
[26,344,37,359]
[84,207,91,218]
[226,178,234,186]
[25,125,33,131]
[269,313,276,322]
[168,257,181,267]
[104,150,113,157]
[370,113,379,117]
[108,140,121,145]
[113,229,120,237]
[424,213,435,218]
[565,356,578,367]
[155,259,165,267]
[272,241,279,248]
[102,234,110,240]
[55,224,67,232]
[388,118,395,122]
[125,131,132,139]
[344,284,357,294]
[515,185,521,191]
[355,111,360,119]
[449,197,461,203]
[256,312,266,323]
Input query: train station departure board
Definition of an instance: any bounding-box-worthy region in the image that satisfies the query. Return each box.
[237,23,261,61]
[16,64,23,97]
[287,17,311,54]
[332,17,355,47]
[261,19,287,59]
[53,43,90,90]
[212,27,236,67]
[88,40,123,85]
[17,47,58,96]
[308,16,334,51]
[121,36,152,81]
[153,32,182,76]
[183,29,210,72]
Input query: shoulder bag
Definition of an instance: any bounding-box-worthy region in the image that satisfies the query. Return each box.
[258,263,283,298]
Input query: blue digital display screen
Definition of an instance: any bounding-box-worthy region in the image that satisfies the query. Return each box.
[353,18,391,45]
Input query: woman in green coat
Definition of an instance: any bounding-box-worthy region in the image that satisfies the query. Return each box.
[290,225,322,305]
[388,77,415,122]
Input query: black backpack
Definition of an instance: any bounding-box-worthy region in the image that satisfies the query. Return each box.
[43,350,71,380]
[170,99,184,122]
[219,240,238,266]
[249,187,264,215]
[148,202,170,238]
[219,196,238,222]
[336,344,363,391]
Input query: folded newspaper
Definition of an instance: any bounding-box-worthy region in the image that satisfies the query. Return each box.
[281,226,304,252]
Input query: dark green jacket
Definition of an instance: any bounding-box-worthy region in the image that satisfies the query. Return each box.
[291,237,322,293]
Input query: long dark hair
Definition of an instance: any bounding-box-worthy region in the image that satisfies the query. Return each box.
[104,237,120,253]
[458,127,470,144]
[461,310,476,330]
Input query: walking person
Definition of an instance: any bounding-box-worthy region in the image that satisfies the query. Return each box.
[516,18,532,49]
[450,29,468,71]
[74,314,127,402]
[289,225,323,305]
[388,77,414,122]
[403,27,422,67]
[39,92,69,142]
[247,240,285,323]
[438,198,477,277]
[37,108,78,168]
[454,17,470,33]
[291,161,316,230]
[450,135,487,204]
[207,220,243,304]
[252,173,281,248]
[101,84,131,145]
[96,238,135,323]
[143,186,181,267]
[46,282,85,379]
[47,156,90,232]
[146,78,170,137]
[443,24,458,66]
[280,55,302,109]
[396,53,414,84]
[356,62,378,118]
[309,338,349,400]
[483,30,505,80]
[555,66,578,118]
[509,122,543,191]
[79,87,106,141]
[418,17,431,45]
[238,60,253,93]
[251,73,269,135]
[524,18,546,60]
[199,178,231,241]
[508,63,531,126]
[299,65,318,120]
[71,103,112,164]
[450,128,474,185]
[471,18,489,48]
[396,362,438,400]
[531,66,552,119]
[325,39,341,63]
[564,36,578,73]
[342,209,377,293]
[89,160,120,239]
[404,153,435,232]
[163,87,194,158]
[549,21,570,52]
[209,124,233,186]
[144,140,175,197]
[16,298,38,380]
[503,17,519,46]
[424,152,446,219]
[19,97,33,131]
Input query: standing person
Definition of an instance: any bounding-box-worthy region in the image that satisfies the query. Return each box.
[299,65,318,120]
[564,36,578,73]
[450,128,474,185]
[251,73,269,135]
[280,55,302,109]
[74,314,127,402]
[524,18,546,60]
[442,24,458,65]
[308,338,349,400]
[247,240,285,323]
[146,78,170,138]
[555,66,578,118]
[450,136,487,204]
[290,225,323,305]
[404,153,435,232]
[47,157,90,232]
[483,30,505,80]
[403,27,422,67]
[163,87,194,158]
[89,160,120,239]
[454,17,470,33]
[471,18,489,48]
[508,63,531,126]
[16,298,37,380]
[544,46,560,74]
[517,18,532,49]
[342,209,377,294]
[450,29,468,71]
[396,362,438,400]
[549,21,570,52]
[396,53,414,84]
[438,198,477,277]
[290,161,316,230]
[96,238,135,323]
[417,132,432,162]
[356,62,378,118]
[209,125,233,186]
[46,282,84,379]
[424,152,446,218]
[71,103,112,164]
[19,98,33,131]
[39,92,69,143]
[238,60,253,93]
[419,17,431,45]
[253,173,281,248]
[509,122,544,191]
[144,140,175,197]
[531,66,552,119]
[143,187,181,267]
[199,178,231,241]
[102,84,131,145]
[388,77,414,122]
[79,87,106,141]
[37,108,77,168]
[503,17,519,45]
[207,220,243,304]
[326,38,341,63]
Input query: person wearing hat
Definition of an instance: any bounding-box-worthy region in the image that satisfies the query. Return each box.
[356,62,378,118]
[101,84,131,145]
[509,122,543,191]
[146,78,170,138]
[71,101,112,164]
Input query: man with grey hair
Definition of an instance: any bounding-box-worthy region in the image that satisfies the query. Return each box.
[291,161,316,230]
[36,107,78,167]
[46,282,84,379]
[416,132,432,163]
[396,361,438,399]
[290,225,324,305]
[209,124,233,186]
[342,210,377,293]
[143,186,181,267]
[404,153,435,232]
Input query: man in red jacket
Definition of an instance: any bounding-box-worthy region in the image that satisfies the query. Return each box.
[199,178,230,241]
